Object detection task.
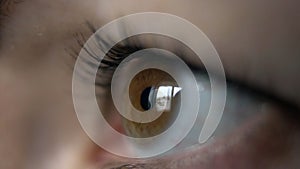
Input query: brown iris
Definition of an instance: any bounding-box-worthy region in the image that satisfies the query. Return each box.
[123,68,181,138]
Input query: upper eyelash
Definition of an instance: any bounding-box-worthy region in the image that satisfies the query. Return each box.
[69,21,143,87]
[71,21,140,66]
[68,22,300,112]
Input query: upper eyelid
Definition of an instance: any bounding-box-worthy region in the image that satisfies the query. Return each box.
[70,21,300,113]
[0,0,298,111]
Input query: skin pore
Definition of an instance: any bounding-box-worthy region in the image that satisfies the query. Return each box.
[0,0,299,169]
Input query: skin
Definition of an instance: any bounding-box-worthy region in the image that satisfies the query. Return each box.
[0,0,299,168]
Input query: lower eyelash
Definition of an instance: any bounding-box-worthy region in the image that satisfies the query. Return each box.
[110,163,147,169]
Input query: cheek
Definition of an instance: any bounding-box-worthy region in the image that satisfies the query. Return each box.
[157,106,300,169]
[0,72,27,169]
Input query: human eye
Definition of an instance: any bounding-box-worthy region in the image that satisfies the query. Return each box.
[1,1,300,169]
[70,14,300,168]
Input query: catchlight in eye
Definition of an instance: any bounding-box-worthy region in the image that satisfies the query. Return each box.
[121,68,182,138]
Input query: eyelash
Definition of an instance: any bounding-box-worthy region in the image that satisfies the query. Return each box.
[69,22,147,88]
[69,21,299,113]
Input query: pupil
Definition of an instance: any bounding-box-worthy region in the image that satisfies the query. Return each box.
[140,87,153,110]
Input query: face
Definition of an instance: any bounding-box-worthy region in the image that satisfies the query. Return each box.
[1,0,300,169]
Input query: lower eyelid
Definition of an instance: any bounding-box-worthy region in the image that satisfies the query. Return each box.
[168,108,298,169]
[102,106,299,169]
